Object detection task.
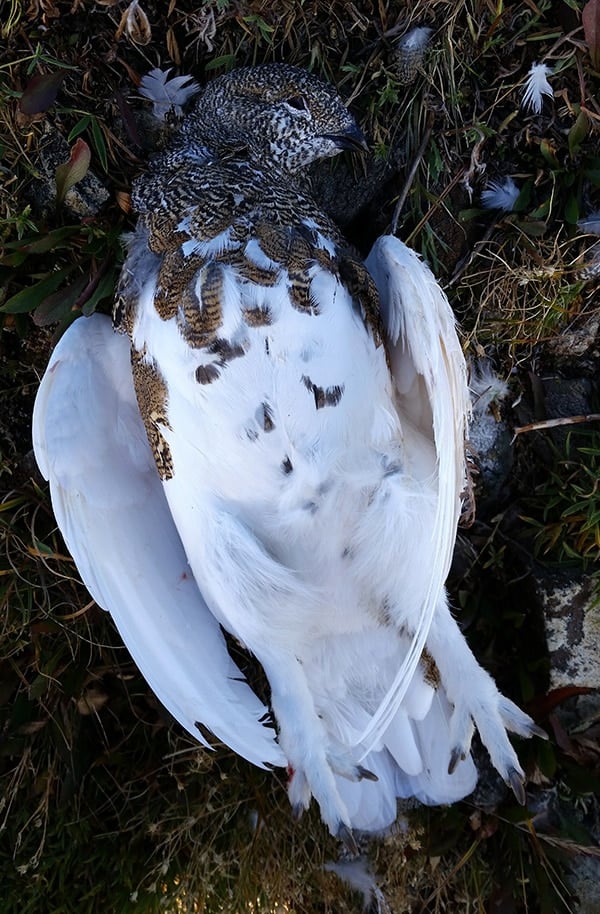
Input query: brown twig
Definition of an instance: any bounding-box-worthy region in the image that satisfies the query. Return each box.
[512,414,600,442]
[405,164,467,245]
[390,111,434,235]
[449,221,497,286]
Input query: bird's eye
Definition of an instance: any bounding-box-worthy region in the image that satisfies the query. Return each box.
[284,95,308,112]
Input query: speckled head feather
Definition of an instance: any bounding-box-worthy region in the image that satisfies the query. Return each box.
[180,63,366,173]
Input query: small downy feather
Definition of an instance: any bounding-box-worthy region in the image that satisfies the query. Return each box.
[469,360,509,416]
[139,67,200,120]
[325,857,392,914]
[394,26,433,84]
[480,176,520,212]
[578,212,600,235]
[521,62,553,114]
[575,213,600,281]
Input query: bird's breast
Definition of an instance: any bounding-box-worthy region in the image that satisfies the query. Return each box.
[129,222,399,484]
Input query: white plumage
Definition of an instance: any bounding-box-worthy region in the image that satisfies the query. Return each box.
[138,67,200,120]
[481,176,520,212]
[32,64,542,844]
[521,62,554,114]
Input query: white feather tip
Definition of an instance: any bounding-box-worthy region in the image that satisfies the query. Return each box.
[480,176,520,212]
[577,212,600,235]
[521,62,553,114]
[139,67,200,120]
[397,26,433,52]
[469,360,509,415]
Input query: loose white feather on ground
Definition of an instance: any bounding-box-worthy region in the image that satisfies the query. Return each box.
[481,176,520,212]
[521,62,554,114]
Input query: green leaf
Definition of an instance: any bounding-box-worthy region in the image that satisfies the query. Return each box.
[90,118,108,173]
[33,274,88,326]
[0,251,28,267]
[2,225,81,254]
[564,194,580,225]
[458,208,483,222]
[67,115,92,143]
[536,738,557,779]
[513,180,532,212]
[81,268,116,315]
[204,55,237,72]
[32,537,57,556]
[29,673,50,700]
[530,199,551,219]
[540,138,559,169]
[569,110,589,156]
[513,219,547,237]
[0,269,72,313]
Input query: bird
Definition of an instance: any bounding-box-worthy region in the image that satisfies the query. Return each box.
[32,63,543,846]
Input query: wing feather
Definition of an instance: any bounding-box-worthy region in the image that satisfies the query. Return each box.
[32,313,284,768]
[359,236,471,749]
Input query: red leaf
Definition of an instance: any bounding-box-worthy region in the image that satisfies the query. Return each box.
[19,71,66,115]
[527,685,594,719]
[583,0,600,69]
[55,138,91,204]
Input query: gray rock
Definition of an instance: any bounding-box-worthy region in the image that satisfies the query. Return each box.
[538,572,600,691]
[568,855,600,914]
[467,360,513,511]
[543,312,600,377]
[534,572,600,912]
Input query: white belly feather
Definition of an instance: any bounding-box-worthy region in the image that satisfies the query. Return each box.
[131,250,438,651]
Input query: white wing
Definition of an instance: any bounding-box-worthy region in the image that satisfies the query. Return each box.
[32,313,284,769]
[360,235,471,748]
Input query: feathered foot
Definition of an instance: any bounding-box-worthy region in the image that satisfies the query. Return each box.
[428,602,547,802]
[267,660,367,845]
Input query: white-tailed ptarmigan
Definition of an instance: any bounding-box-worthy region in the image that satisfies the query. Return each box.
[33,63,543,846]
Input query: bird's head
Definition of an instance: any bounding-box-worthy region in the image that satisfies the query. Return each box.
[183,63,367,173]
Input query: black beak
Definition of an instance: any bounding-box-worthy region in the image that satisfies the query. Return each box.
[322,123,369,154]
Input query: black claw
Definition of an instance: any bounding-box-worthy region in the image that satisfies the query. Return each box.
[337,823,359,857]
[292,803,305,822]
[356,765,379,782]
[448,746,464,775]
[507,768,527,806]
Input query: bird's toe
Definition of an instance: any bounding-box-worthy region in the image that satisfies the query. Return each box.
[337,823,359,857]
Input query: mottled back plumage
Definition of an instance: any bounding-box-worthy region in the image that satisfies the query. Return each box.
[34,63,542,846]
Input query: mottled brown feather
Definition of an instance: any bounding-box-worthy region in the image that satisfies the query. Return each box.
[177,262,224,348]
[421,647,441,689]
[155,249,204,322]
[131,347,174,481]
